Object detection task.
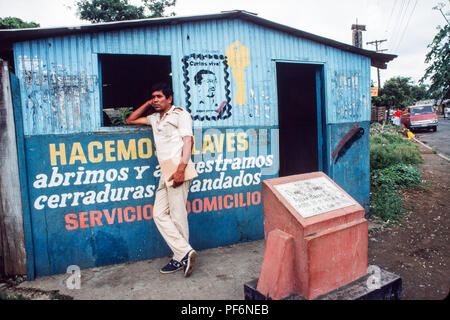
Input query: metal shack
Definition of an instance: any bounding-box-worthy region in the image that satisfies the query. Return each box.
[0,10,396,279]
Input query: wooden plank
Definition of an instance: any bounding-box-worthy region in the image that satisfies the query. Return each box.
[0,61,27,277]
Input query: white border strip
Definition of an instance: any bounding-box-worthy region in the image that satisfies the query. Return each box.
[412,138,450,162]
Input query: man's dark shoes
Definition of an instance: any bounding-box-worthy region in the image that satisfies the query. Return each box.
[160,259,183,274]
[181,250,197,277]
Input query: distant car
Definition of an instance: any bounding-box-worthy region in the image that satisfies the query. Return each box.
[445,106,449,119]
[400,105,438,132]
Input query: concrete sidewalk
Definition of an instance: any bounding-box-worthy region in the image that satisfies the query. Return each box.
[8,240,265,300]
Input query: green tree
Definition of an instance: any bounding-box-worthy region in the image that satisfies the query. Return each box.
[411,83,430,102]
[0,17,39,29]
[76,0,176,23]
[143,0,176,18]
[420,21,449,105]
[372,76,428,109]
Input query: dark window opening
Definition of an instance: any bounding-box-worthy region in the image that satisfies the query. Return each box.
[99,54,172,126]
[0,49,15,73]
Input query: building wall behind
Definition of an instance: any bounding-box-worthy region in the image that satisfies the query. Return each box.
[13,18,372,135]
[9,18,372,277]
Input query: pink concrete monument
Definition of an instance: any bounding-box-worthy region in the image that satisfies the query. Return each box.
[256,171,368,300]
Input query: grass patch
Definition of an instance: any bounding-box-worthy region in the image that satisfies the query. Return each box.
[1,293,30,300]
[371,163,423,190]
[370,132,423,170]
[370,128,424,222]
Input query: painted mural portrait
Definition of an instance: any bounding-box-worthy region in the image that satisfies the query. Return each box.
[182,54,231,121]
[194,69,218,111]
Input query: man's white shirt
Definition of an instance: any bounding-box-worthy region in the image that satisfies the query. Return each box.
[146,105,193,162]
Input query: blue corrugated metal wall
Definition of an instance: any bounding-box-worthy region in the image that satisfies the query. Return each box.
[12,17,373,278]
[14,18,371,135]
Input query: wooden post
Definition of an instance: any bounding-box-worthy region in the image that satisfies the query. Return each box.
[0,61,27,277]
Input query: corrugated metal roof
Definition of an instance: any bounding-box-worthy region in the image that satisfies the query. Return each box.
[0,10,396,69]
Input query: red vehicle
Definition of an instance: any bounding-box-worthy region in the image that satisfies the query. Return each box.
[400,104,438,132]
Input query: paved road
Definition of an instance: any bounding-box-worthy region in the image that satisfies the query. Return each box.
[414,116,450,156]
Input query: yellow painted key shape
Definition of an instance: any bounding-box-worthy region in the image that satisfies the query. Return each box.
[226,41,250,106]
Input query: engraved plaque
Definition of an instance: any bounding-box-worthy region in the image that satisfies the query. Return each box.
[273,177,357,218]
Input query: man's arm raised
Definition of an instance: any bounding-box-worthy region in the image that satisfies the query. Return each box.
[126,99,152,125]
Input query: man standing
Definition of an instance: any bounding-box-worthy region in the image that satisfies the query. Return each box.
[126,83,197,277]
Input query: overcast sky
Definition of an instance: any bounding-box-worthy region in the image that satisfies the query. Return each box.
[0,0,448,86]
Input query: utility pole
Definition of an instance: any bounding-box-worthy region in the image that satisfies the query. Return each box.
[366,39,387,88]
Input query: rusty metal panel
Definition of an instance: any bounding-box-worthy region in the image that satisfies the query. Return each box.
[329,121,371,211]
[326,47,372,123]
[14,35,99,135]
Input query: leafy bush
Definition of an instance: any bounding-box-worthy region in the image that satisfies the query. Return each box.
[110,107,133,126]
[371,164,422,190]
[370,132,423,170]
[370,188,403,222]
[369,128,424,222]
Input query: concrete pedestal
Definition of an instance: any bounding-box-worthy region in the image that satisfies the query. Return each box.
[257,172,369,299]
[244,267,402,300]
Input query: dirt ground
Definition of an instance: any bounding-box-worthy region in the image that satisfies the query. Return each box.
[368,142,449,300]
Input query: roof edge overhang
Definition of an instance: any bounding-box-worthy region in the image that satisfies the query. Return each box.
[0,10,396,69]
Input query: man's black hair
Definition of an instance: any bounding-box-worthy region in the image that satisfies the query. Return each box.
[150,82,173,102]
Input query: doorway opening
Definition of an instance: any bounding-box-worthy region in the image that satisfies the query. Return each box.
[99,54,172,126]
[276,62,324,177]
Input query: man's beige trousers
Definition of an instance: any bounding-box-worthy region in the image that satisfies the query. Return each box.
[153,178,192,262]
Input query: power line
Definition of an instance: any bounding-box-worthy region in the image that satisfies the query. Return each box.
[394,0,418,52]
[392,0,414,50]
[385,0,399,33]
[390,0,410,51]
[389,0,409,50]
